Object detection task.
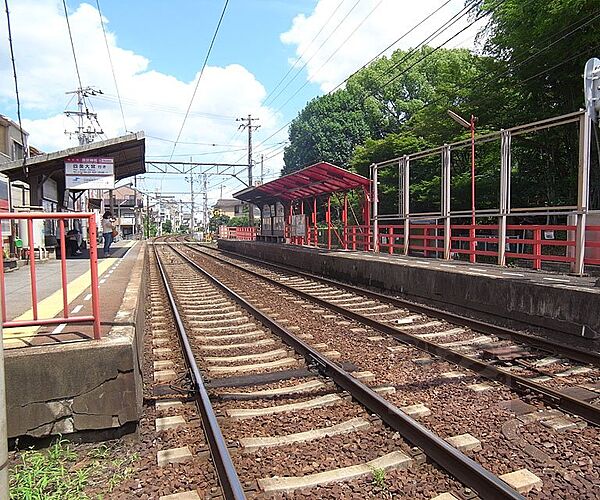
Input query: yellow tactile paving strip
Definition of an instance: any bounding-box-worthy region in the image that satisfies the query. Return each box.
[3,240,136,347]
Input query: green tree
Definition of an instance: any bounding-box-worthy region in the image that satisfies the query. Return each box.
[162,220,172,234]
[209,214,230,232]
[283,90,371,174]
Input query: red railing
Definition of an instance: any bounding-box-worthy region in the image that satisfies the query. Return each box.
[0,212,101,339]
[222,226,256,241]
[376,222,600,269]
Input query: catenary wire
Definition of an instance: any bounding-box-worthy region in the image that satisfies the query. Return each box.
[95,0,128,133]
[3,0,28,171]
[170,0,230,160]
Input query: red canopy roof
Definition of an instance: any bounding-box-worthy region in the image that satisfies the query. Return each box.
[234,162,370,205]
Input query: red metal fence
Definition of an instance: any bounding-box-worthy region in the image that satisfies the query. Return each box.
[0,212,102,339]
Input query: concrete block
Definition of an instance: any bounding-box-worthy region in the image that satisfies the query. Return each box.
[156,416,186,431]
[445,433,482,452]
[353,371,376,382]
[540,416,579,432]
[468,383,494,392]
[152,338,169,346]
[160,492,200,500]
[156,400,182,411]
[401,403,431,418]
[431,494,459,500]
[153,347,172,356]
[154,359,174,370]
[154,370,177,383]
[499,469,542,494]
[157,446,193,466]
[441,371,466,379]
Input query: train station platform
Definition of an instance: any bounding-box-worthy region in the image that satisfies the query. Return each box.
[4,240,146,439]
[218,240,600,340]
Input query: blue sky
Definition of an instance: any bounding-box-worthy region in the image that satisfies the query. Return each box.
[0,0,479,207]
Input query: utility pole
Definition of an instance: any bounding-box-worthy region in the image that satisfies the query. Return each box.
[260,154,264,184]
[146,194,150,239]
[237,114,260,224]
[189,174,195,238]
[203,173,208,234]
[64,87,104,145]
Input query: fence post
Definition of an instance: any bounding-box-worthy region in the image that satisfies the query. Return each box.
[371,164,379,252]
[88,215,102,340]
[498,130,511,266]
[533,228,542,270]
[441,146,452,260]
[0,294,8,498]
[574,111,592,275]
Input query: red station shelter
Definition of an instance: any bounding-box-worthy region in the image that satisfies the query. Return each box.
[234,162,372,250]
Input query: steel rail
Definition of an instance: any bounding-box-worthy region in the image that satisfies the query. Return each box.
[206,245,600,367]
[153,245,246,500]
[186,244,600,426]
[169,244,523,500]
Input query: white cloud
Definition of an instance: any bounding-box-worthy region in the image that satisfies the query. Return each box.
[280,0,485,93]
[0,0,286,203]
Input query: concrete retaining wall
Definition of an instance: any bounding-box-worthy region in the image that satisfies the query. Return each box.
[5,244,147,439]
[218,240,600,338]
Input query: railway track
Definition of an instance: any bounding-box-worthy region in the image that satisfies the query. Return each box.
[162,240,600,498]
[150,241,525,499]
[184,242,600,426]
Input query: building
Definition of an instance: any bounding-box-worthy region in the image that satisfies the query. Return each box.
[212,198,259,218]
[102,186,143,239]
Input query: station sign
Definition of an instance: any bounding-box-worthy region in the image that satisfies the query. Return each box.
[65,157,115,190]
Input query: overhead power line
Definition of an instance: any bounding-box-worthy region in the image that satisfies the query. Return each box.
[62,0,84,91]
[170,0,230,160]
[265,0,362,107]
[95,0,127,133]
[4,0,28,170]
[263,0,347,106]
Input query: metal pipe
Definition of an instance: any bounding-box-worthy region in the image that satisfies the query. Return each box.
[27,218,38,320]
[88,216,101,339]
[0,294,8,499]
[0,222,6,323]
[59,219,69,319]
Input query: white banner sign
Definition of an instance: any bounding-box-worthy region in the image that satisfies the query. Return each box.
[65,157,115,190]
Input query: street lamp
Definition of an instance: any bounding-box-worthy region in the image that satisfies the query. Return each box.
[447,109,477,263]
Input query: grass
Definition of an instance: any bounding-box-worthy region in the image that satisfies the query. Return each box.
[10,438,138,499]
[371,467,387,490]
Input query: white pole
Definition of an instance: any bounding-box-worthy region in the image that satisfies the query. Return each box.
[0,290,8,497]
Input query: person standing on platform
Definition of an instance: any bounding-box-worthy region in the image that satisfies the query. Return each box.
[101,211,116,257]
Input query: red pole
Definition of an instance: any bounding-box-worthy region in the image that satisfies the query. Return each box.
[0,219,6,323]
[533,228,542,270]
[59,219,69,319]
[343,193,348,249]
[327,195,331,250]
[27,218,38,320]
[470,115,476,263]
[88,215,101,339]
[313,197,317,247]
[365,188,371,251]
[300,200,305,245]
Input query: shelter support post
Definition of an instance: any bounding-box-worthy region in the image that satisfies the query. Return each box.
[343,194,348,250]
[498,130,512,266]
[327,195,331,250]
[313,197,317,247]
[372,164,378,252]
[402,156,410,255]
[574,111,592,275]
[441,146,451,260]
[300,200,305,245]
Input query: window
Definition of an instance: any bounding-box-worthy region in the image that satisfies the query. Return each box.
[11,140,24,161]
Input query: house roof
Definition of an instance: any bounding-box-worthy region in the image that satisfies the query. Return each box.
[233,161,370,205]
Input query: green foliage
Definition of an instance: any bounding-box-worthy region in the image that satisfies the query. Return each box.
[9,438,138,499]
[143,216,157,238]
[209,214,230,232]
[282,3,600,212]
[161,219,173,234]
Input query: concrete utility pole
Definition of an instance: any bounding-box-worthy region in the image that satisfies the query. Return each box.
[260,154,264,184]
[237,114,260,224]
[189,175,195,238]
[64,87,104,145]
[203,173,208,233]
